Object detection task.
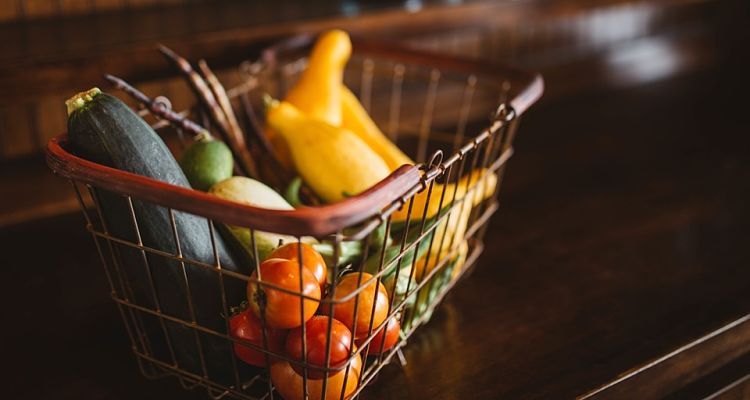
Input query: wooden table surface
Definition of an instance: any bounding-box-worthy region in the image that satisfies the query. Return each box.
[4,49,750,399]
[4,1,750,397]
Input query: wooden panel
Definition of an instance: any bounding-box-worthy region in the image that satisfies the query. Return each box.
[23,0,60,19]
[59,0,92,15]
[664,352,750,399]
[92,0,127,12]
[0,0,720,162]
[582,317,750,399]
[0,0,218,22]
[35,95,69,145]
[0,104,36,158]
[0,156,82,227]
[711,375,750,400]
[0,1,21,21]
[4,56,750,398]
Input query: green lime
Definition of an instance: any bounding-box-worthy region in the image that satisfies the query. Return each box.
[180,137,233,191]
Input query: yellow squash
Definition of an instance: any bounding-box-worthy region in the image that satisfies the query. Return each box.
[266,101,391,203]
[413,198,473,282]
[413,238,469,284]
[392,168,497,223]
[451,240,470,282]
[267,29,353,169]
[340,85,414,171]
[400,169,496,279]
[285,29,351,124]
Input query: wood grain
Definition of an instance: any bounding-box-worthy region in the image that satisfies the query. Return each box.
[4,48,750,399]
[0,0,716,161]
[2,0,750,398]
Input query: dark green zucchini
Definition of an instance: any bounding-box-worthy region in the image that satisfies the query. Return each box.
[66,88,249,384]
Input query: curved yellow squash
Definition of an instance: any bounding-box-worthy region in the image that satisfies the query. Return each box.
[392,168,497,223]
[266,101,391,203]
[284,29,351,124]
[340,85,414,171]
[268,29,352,169]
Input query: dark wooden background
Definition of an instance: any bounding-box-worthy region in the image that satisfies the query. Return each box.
[2,0,750,399]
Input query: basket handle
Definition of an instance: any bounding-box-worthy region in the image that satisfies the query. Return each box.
[46,134,421,237]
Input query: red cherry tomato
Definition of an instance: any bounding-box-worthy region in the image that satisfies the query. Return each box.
[285,316,352,378]
[269,243,327,288]
[355,317,400,355]
[229,308,285,367]
[247,258,320,329]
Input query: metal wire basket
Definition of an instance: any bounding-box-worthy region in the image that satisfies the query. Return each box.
[46,35,543,400]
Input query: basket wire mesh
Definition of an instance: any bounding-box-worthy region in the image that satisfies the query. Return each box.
[48,37,538,400]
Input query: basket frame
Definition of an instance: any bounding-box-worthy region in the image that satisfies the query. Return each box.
[46,35,542,400]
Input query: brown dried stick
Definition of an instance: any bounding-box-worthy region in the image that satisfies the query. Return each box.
[233,91,293,191]
[158,44,258,178]
[238,91,276,157]
[104,74,209,137]
[197,59,246,149]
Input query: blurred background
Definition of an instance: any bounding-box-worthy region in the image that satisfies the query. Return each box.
[1,0,749,399]
[0,0,746,225]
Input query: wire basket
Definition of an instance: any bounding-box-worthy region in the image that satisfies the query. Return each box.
[46,35,543,400]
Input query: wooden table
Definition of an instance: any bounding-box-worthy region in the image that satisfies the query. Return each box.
[4,34,750,398]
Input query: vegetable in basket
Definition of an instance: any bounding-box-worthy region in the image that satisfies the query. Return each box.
[267,29,351,170]
[229,307,285,367]
[355,316,401,355]
[361,221,436,311]
[209,176,313,260]
[65,87,247,385]
[271,349,362,400]
[179,131,233,191]
[401,196,476,330]
[284,29,350,126]
[391,168,498,223]
[340,85,414,171]
[209,177,362,268]
[267,29,415,174]
[407,239,470,330]
[247,258,321,329]
[285,316,353,379]
[265,99,391,203]
[269,242,327,289]
[323,272,390,336]
[413,197,476,282]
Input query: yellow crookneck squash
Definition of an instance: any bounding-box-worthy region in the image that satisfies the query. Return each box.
[340,85,414,171]
[266,100,391,203]
[391,168,498,223]
[267,29,352,170]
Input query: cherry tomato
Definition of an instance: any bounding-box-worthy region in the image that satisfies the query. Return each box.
[229,308,285,367]
[328,273,389,336]
[248,258,320,329]
[285,316,352,378]
[269,243,327,288]
[355,317,400,355]
[270,350,362,400]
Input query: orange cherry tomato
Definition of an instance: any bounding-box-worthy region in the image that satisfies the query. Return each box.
[248,258,320,329]
[285,316,352,379]
[355,317,400,355]
[269,243,327,288]
[328,273,389,336]
[229,308,285,367]
[270,350,362,400]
